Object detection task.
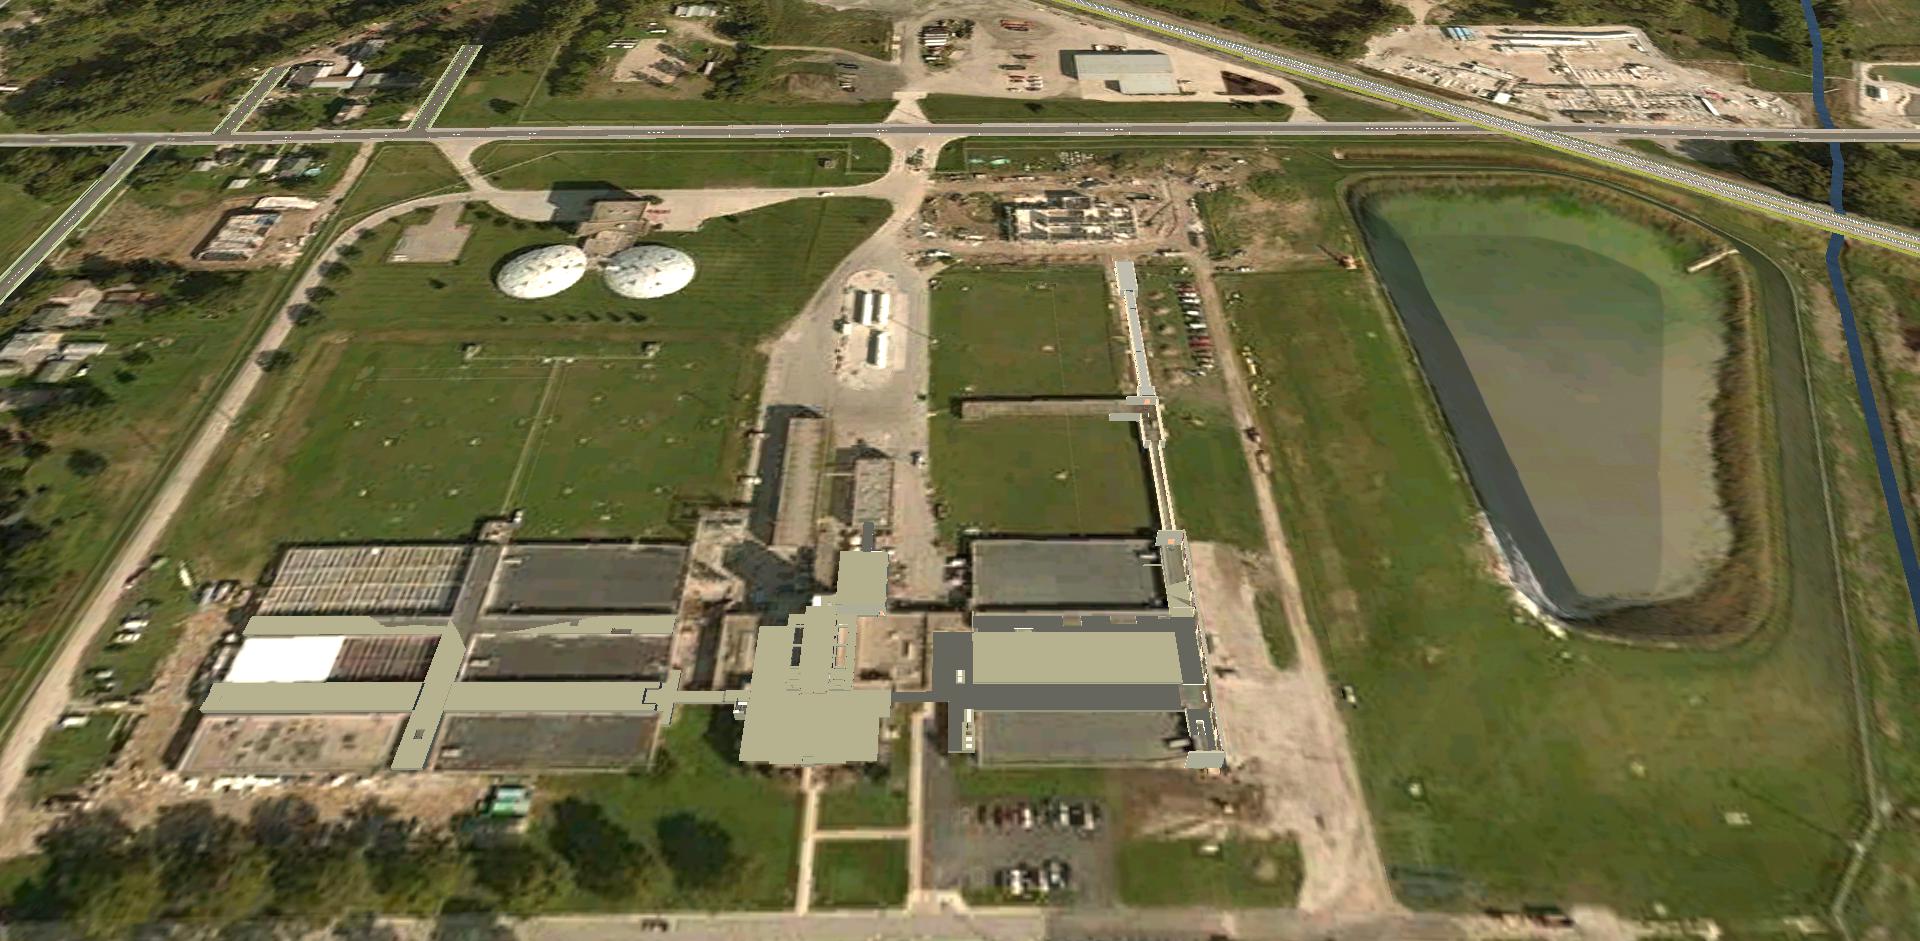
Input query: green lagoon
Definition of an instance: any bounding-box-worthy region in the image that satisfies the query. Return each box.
[1356,187,1733,613]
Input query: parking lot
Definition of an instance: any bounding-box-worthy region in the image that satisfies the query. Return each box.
[923,738,1119,906]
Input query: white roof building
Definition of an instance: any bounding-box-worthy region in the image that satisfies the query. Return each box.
[496,244,590,299]
[602,245,696,299]
[1073,51,1179,95]
[226,636,346,683]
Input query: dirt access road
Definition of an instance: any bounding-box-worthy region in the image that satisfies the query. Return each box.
[1183,249,1397,915]
[0,146,386,836]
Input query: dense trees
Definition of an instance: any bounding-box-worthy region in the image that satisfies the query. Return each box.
[1132,0,1411,60]
[1730,142,1920,227]
[14,801,456,934]
[7,793,728,929]
[0,0,450,128]
[0,149,117,202]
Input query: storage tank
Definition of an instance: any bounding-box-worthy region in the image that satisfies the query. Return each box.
[602,244,697,299]
[495,245,590,299]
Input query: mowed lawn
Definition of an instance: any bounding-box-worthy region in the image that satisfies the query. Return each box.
[929,266,1125,406]
[332,143,468,225]
[534,708,803,911]
[172,197,887,575]
[0,177,89,273]
[473,140,892,190]
[1117,838,1301,908]
[810,841,909,909]
[1228,268,1861,918]
[1162,402,1264,551]
[930,416,1157,541]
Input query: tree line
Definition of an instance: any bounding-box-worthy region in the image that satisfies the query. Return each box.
[1133,0,1412,60]
[9,792,748,938]
[0,0,449,128]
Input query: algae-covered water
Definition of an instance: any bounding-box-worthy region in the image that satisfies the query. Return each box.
[1357,188,1733,612]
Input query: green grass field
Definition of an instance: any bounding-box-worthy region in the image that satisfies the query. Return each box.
[71,593,196,700]
[818,720,911,829]
[1117,838,1301,907]
[809,841,908,909]
[333,144,469,226]
[0,181,85,277]
[1162,404,1262,551]
[533,707,802,911]
[169,197,887,576]
[919,95,1292,124]
[1872,64,1920,85]
[1228,260,1859,917]
[928,266,1125,407]
[23,716,125,804]
[472,140,892,190]
[1254,588,1295,668]
[440,62,892,128]
[930,416,1158,542]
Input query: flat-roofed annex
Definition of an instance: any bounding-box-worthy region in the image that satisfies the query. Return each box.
[970,630,1182,685]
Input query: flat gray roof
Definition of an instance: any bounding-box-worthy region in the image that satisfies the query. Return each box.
[1073,51,1175,76]
[977,711,1188,765]
[433,714,658,770]
[486,544,687,614]
[970,630,1182,685]
[971,539,1163,610]
[465,633,671,681]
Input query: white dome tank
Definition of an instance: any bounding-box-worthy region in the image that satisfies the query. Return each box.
[602,245,696,299]
[495,244,589,299]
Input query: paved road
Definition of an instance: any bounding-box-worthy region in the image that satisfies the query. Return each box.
[410,44,481,131]
[4,120,1920,149]
[212,66,290,136]
[1040,0,1920,253]
[0,143,147,304]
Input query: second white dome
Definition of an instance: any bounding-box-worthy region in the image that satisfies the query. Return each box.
[602,245,696,299]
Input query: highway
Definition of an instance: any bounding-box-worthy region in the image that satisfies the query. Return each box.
[408,44,481,131]
[1038,0,1920,254]
[4,120,1920,149]
[0,143,149,302]
[211,65,289,136]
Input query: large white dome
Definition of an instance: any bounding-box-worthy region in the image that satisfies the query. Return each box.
[495,244,589,299]
[603,245,696,299]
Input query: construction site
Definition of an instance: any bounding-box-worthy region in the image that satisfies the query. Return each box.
[1358,25,1799,126]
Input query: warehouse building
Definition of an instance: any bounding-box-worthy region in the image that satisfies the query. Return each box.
[1070,50,1179,95]
[185,531,694,775]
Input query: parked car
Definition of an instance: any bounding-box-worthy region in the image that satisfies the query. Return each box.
[1043,858,1072,892]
